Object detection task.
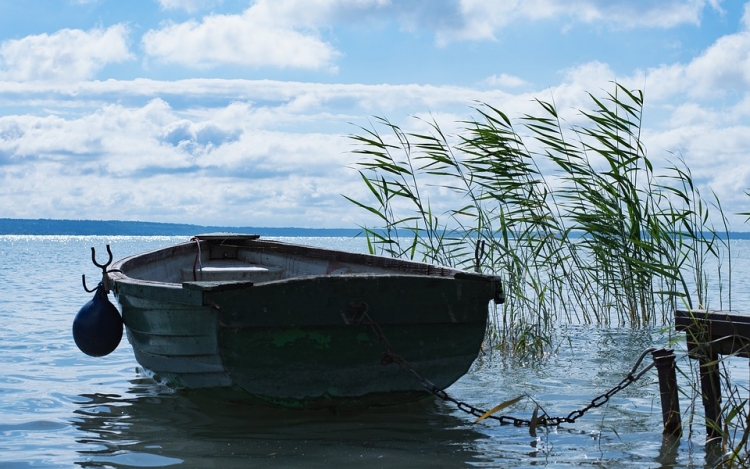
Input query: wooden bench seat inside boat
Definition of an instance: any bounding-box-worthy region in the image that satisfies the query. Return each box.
[180,260,284,282]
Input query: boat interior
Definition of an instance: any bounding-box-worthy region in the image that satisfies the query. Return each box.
[118,235,458,285]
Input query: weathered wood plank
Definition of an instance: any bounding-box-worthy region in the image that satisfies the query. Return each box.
[675,309,750,357]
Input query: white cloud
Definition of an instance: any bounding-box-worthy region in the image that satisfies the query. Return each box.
[237,0,389,29]
[482,73,528,89]
[0,78,517,123]
[143,0,722,66]
[157,0,222,13]
[1,71,750,229]
[0,95,364,226]
[0,24,133,82]
[684,32,750,98]
[435,0,721,43]
[630,9,750,102]
[552,61,620,113]
[142,1,344,70]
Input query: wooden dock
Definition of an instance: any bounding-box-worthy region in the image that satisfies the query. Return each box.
[674,309,750,439]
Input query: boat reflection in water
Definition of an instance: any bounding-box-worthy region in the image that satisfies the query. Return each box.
[71,376,490,468]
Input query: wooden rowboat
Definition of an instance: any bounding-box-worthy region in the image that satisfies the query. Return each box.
[106,233,504,408]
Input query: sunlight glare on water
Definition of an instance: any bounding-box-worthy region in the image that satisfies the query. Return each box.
[1,235,749,467]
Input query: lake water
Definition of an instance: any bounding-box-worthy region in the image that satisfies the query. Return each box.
[2,235,750,468]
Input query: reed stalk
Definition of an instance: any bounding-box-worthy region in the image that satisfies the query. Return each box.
[346,83,729,357]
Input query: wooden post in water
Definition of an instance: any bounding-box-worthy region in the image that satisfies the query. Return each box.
[673,309,750,440]
[698,350,722,440]
[652,348,682,438]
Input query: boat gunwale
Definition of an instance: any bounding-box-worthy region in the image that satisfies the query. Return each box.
[107,235,501,288]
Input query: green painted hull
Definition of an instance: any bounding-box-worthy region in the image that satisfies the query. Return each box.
[110,235,502,408]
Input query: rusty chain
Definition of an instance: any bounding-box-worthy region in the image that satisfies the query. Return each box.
[350,304,660,427]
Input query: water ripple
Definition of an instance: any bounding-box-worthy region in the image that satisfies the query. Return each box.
[1,236,747,467]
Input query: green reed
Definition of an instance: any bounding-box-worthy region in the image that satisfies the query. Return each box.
[345,83,728,355]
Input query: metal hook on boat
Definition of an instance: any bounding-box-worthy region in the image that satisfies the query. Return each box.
[91,245,113,270]
[81,274,98,293]
[82,245,113,293]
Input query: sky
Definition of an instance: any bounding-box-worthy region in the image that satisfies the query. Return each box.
[0,0,749,230]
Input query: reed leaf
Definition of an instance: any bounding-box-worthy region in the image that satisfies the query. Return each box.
[345,83,730,351]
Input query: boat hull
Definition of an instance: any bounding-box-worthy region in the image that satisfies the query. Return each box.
[109,235,501,408]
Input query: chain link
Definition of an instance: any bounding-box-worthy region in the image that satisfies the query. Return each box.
[350,304,660,427]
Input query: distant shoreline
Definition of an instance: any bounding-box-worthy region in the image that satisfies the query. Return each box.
[0,218,362,237]
[2,218,750,239]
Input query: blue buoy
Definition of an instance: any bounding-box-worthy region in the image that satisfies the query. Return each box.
[73,284,123,357]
